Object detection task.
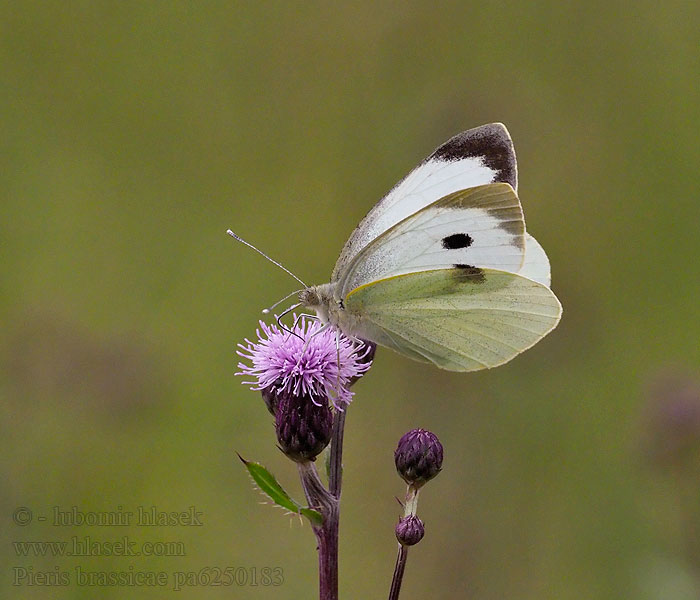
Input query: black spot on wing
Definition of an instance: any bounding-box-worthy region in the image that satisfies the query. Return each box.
[431,123,517,190]
[442,233,473,250]
[453,264,486,284]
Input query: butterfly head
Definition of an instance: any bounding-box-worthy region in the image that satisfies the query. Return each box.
[299,284,338,325]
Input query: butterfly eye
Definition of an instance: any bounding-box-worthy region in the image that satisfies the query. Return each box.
[441,233,473,250]
[299,289,321,307]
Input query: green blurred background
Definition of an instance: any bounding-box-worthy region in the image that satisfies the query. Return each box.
[2,2,699,598]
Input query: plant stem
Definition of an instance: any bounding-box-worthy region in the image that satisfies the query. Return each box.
[387,484,420,600]
[298,459,340,600]
[296,406,348,599]
[317,503,340,599]
[329,408,346,498]
[403,485,419,518]
[388,545,408,600]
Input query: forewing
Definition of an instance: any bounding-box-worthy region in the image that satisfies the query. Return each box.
[332,123,517,280]
[344,268,561,372]
[337,183,526,298]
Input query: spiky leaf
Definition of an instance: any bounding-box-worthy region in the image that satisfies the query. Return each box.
[238,454,323,526]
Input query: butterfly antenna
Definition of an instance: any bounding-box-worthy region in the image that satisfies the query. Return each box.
[263,289,304,315]
[226,230,308,288]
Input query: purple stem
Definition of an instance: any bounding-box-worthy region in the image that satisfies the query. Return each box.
[388,544,408,600]
[329,408,346,498]
[388,484,419,599]
[317,504,340,599]
[298,458,341,600]
[296,406,348,599]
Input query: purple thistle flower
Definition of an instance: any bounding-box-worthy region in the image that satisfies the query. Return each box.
[237,316,373,407]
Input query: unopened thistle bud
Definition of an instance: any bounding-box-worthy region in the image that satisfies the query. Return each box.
[394,429,443,487]
[395,515,425,546]
[275,393,333,462]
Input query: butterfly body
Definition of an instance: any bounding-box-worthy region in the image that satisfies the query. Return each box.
[297,124,561,372]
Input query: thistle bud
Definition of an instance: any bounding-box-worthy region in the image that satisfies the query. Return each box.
[394,429,443,487]
[395,515,424,546]
[275,393,333,462]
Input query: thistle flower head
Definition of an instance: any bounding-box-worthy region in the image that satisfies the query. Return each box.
[395,428,444,488]
[237,316,373,407]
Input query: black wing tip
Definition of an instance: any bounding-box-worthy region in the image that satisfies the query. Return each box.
[469,122,512,140]
[431,123,517,190]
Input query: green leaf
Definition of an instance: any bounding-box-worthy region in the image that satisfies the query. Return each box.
[300,508,323,525]
[238,454,323,526]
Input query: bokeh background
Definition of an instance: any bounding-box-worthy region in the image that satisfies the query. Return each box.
[2,2,700,598]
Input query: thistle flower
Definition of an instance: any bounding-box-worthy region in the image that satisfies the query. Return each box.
[237,316,373,407]
[276,392,333,462]
[395,515,425,546]
[395,429,444,488]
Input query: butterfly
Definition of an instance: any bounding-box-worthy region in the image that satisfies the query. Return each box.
[234,123,562,372]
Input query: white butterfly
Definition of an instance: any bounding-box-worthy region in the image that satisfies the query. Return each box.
[237,124,562,372]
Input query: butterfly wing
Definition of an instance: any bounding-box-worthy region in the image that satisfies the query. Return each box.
[336,183,526,297]
[520,233,552,287]
[343,268,561,372]
[332,123,517,281]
